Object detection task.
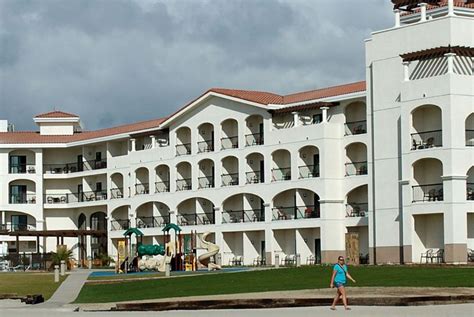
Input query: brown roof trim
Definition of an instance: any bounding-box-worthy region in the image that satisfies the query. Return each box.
[271,102,338,115]
[35,110,79,118]
[400,46,474,62]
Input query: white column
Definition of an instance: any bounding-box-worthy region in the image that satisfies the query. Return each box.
[394,9,401,28]
[321,107,329,123]
[403,61,410,81]
[150,135,156,149]
[448,0,455,16]
[130,138,136,152]
[214,206,222,225]
[292,112,299,128]
[445,53,456,74]
[420,3,427,22]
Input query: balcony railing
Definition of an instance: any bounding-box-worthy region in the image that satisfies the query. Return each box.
[155,181,170,193]
[345,120,367,136]
[346,203,368,217]
[10,224,35,232]
[111,219,130,231]
[298,165,319,179]
[245,133,263,146]
[135,183,149,195]
[9,164,36,174]
[176,178,192,191]
[412,183,443,202]
[177,213,215,226]
[45,190,107,204]
[222,209,264,223]
[246,171,263,184]
[221,136,238,150]
[197,140,214,153]
[176,143,191,156]
[272,205,320,221]
[43,159,107,174]
[466,130,474,147]
[411,130,442,150]
[272,167,291,182]
[110,188,124,199]
[222,173,239,186]
[9,194,36,204]
[136,215,170,228]
[467,183,474,200]
[345,161,368,176]
[84,159,107,170]
[198,176,215,189]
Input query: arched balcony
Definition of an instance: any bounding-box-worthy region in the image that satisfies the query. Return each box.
[221,119,239,150]
[411,105,442,150]
[176,162,192,191]
[344,101,367,136]
[176,126,191,156]
[246,152,264,184]
[197,123,215,153]
[136,202,171,228]
[345,143,368,176]
[272,149,291,181]
[222,193,265,223]
[154,164,170,193]
[346,185,368,217]
[4,211,36,232]
[221,156,239,187]
[298,146,320,179]
[110,173,124,199]
[110,206,130,231]
[8,150,36,174]
[9,180,36,204]
[177,198,215,226]
[467,167,474,201]
[412,158,443,202]
[245,115,264,146]
[198,159,215,189]
[466,113,474,147]
[272,189,320,221]
[135,167,149,195]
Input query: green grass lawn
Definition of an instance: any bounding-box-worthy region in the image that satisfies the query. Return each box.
[0,272,67,300]
[75,266,474,303]
[88,272,165,280]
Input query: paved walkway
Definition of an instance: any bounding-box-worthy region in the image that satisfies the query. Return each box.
[40,269,92,308]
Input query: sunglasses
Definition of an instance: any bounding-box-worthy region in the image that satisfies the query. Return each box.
[338,258,345,261]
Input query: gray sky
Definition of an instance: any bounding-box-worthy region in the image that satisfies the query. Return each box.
[0,0,393,131]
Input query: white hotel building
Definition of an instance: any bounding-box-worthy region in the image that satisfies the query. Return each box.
[0,0,473,265]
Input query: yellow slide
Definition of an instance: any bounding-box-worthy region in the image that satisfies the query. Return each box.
[198,232,221,271]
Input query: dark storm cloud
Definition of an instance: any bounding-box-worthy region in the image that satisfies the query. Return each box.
[0,0,393,131]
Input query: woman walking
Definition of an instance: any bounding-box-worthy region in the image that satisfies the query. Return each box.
[330,256,356,310]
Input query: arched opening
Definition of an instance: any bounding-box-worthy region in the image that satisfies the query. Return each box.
[5,211,36,232]
[345,142,367,176]
[346,185,368,217]
[412,158,443,202]
[90,212,107,259]
[136,202,171,228]
[411,105,442,150]
[467,167,474,200]
[110,173,124,199]
[221,156,239,186]
[271,149,291,181]
[134,167,149,195]
[221,119,239,150]
[222,193,265,223]
[155,164,170,193]
[197,122,214,153]
[177,198,215,226]
[8,150,36,174]
[466,113,474,147]
[272,188,320,220]
[176,162,192,191]
[77,213,87,265]
[176,126,192,156]
[78,213,86,229]
[245,115,264,146]
[110,206,130,231]
[344,101,367,135]
[245,152,264,184]
[198,159,215,189]
[8,180,36,204]
[298,146,320,178]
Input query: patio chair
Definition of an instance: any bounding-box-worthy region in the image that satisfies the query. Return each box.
[306,255,315,265]
[420,249,433,263]
[467,249,474,262]
[427,189,437,202]
[425,137,435,148]
[437,188,443,201]
[433,249,444,264]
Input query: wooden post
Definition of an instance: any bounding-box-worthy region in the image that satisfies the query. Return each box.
[36,235,40,253]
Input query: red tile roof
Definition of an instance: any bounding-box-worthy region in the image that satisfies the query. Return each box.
[35,110,79,118]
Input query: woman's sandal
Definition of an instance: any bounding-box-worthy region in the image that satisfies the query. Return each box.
[330,307,336,311]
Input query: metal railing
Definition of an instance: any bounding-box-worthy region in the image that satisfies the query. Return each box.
[272,205,320,220]
[272,167,291,181]
[468,183,474,200]
[110,219,130,231]
[221,136,238,150]
[10,224,35,232]
[45,190,108,204]
[222,209,264,223]
[136,215,170,228]
[345,120,367,136]
[84,159,107,170]
[155,181,170,193]
[9,194,37,204]
[198,176,215,189]
[176,143,191,156]
[222,173,239,186]
[197,140,214,153]
[176,178,192,191]
[43,159,107,174]
[177,213,215,226]
[110,188,124,199]
[245,133,264,146]
[298,165,319,179]
[346,203,369,217]
[135,183,149,195]
[412,183,443,202]
[246,171,263,184]
[9,164,36,174]
[345,161,368,176]
[411,130,442,150]
[466,130,474,147]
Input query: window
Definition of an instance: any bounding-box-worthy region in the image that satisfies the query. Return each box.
[10,185,27,203]
[9,155,26,173]
[11,215,27,231]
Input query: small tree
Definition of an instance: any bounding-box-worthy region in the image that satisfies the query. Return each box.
[51,247,73,266]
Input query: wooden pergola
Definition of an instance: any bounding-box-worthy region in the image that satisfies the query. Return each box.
[400,45,474,62]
